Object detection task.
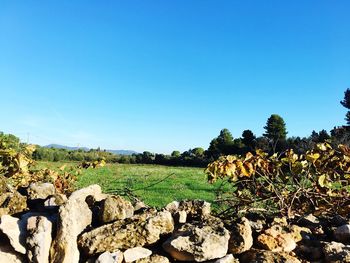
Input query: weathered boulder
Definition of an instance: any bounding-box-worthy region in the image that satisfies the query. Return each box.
[50,184,102,263]
[240,249,301,263]
[135,255,170,263]
[0,242,25,263]
[123,247,152,262]
[0,191,27,216]
[98,195,134,224]
[165,200,211,219]
[257,224,297,252]
[26,215,52,263]
[228,217,253,254]
[43,193,67,208]
[27,183,56,200]
[0,215,26,254]
[208,254,239,263]
[95,250,123,263]
[334,224,350,243]
[162,216,230,262]
[323,241,350,263]
[78,209,174,255]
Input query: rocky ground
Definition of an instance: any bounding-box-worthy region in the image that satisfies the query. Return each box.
[0,182,350,263]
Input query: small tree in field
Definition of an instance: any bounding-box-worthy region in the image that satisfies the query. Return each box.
[263,114,287,153]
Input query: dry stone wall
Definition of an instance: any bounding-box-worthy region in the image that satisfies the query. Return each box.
[0,183,350,262]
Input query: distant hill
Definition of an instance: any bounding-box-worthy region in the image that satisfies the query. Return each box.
[44,144,138,155]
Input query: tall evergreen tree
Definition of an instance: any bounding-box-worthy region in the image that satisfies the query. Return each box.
[340,88,350,125]
[263,114,287,153]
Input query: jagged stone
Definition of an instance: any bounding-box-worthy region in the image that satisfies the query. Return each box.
[165,200,211,219]
[44,193,67,207]
[228,217,253,254]
[50,185,102,263]
[163,216,230,262]
[26,215,52,263]
[27,183,56,200]
[240,249,301,263]
[95,250,123,263]
[207,254,239,263]
[135,254,170,263]
[0,242,25,263]
[123,247,152,262]
[0,215,26,254]
[257,224,297,252]
[78,209,174,255]
[323,241,350,263]
[98,195,134,224]
[174,210,187,224]
[0,191,27,216]
[334,224,350,243]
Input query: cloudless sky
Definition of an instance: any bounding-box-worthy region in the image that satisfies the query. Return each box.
[1,1,349,153]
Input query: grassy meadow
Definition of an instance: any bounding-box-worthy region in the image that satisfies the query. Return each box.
[35,161,231,208]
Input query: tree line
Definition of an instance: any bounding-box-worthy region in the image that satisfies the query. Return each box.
[2,88,350,167]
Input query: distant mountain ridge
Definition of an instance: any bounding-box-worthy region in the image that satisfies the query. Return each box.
[44,144,138,155]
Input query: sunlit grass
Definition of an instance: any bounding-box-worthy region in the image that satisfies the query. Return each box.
[35,161,231,208]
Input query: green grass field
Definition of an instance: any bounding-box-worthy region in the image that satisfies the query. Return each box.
[35,161,231,208]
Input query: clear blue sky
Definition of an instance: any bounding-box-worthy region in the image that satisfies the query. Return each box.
[1,1,349,153]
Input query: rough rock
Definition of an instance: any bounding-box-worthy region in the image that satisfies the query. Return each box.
[0,215,26,254]
[240,249,301,263]
[0,191,27,216]
[162,216,230,262]
[0,175,8,194]
[257,224,297,252]
[228,217,253,254]
[0,242,25,263]
[50,184,102,263]
[78,209,174,255]
[208,254,239,263]
[27,183,56,200]
[26,215,52,263]
[323,241,350,263]
[334,224,350,243]
[135,255,170,263]
[173,210,187,224]
[44,193,67,207]
[98,195,134,224]
[165,200,211,219]
[95,250,123,263]
[123,247,152,262]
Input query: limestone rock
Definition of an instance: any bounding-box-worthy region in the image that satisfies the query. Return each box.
[208,254,239,263]
[240,249,301,263]
[27,183,56,200]
[0,191,27,216]
[0,215,26,254]
[135,255,170,263]
[323,241,350,263]
[162,216,230,262]
[228,217,253,254]
[50,184,102,263]
[95,250,123,263]
[123,247,152,262]
[98,195,134,224]
[44,193,68,207]
[0,242,25,263]
[26,216,52,263]
[78,209,174,255]
[257,224,297,252]
[334,224,350,243]
[165,200,211,219]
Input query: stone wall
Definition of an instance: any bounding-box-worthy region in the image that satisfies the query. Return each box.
[1,183,350,263]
